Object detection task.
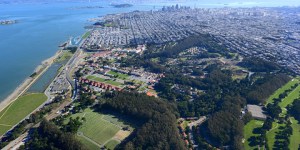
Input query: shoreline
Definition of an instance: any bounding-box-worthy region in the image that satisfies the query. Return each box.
[0,50,62,112]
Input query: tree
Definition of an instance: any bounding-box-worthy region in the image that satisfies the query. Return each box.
[63,117,83,133]
[25,120,87,150]
[266,103,282,119]
[289,99,300,122]
[99,92,186,150]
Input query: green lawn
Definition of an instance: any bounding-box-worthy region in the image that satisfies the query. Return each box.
[0,126,11,136]
[107,71,129,80]
[290,117,300,150]
[105,80,122,86]
[180,57,188,61]
[87,75,106,82]
[102,114,133,131]
[279,84,300,109]
[77,136,100,150]
[82,31,91,39]
[243,119,264,150]
[87,75,122,86]
[266,122,284,149]
[67,108,121,146]
[55,50,73,62]
[0,93,47,136]
[150,57,159,63]
[105,139,120,150]
[266,78,299,104]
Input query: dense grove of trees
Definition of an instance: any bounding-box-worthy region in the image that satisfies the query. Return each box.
[98,92,186,150]
[238,57,280,72]
[288,99,300,122]
[24,120,86,150]
[144,34,232,59]
[266,103,282,119]
[206,96,244,149]
[62,117,83,133]
[246,74,291,104]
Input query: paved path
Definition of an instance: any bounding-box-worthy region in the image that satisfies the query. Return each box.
[268,122,278,133]
[187,116,207,129]
[2,133,28,150]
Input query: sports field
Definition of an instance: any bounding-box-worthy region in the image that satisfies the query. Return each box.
[105,139,120,150]
[0,93,47,136]
[67,108,132,149]
[77,135,101,150]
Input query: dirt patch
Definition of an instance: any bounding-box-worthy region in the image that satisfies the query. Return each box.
[113,130,131,141]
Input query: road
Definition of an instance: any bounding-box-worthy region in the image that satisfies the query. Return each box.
[2,133,28,150]
[188,116,207,129]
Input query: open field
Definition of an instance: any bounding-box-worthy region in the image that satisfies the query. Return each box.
[243,119,264,150]
[87,75,106,82]
[67,108,132,149]
[105,80,122,86]
[279,83,300,109]
[77,135,100,150]
[105,139,120,150]
[0,125,11,137]
[266,122,284,149]
[290,117,300,150]
[107,71,129,80]
[82,31,91,39]
[113,130,131,141]
[54,50,73,62]
[0,93,47,136]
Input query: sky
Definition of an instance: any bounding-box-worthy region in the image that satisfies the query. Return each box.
[1,0,300,7]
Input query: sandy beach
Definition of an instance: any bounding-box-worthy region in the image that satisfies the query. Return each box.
[0,50,62,112]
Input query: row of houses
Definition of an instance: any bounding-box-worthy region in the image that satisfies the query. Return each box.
[79,78,122,91]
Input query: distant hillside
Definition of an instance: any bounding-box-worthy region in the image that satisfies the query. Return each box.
[111,3,133,8]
